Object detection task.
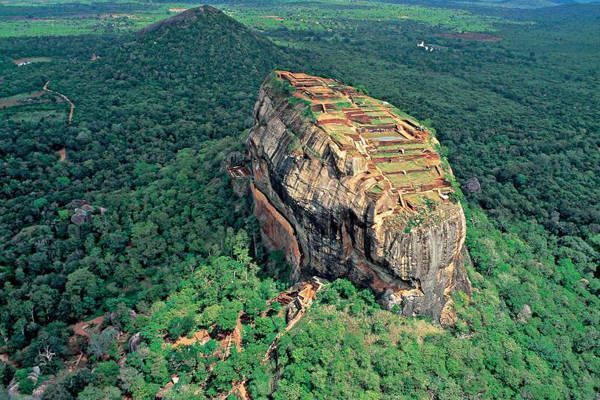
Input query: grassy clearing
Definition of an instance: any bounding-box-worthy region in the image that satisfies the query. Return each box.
[370,117,395,125]
[12,56,51,64]
[0,0,502,38]
[221,1,500,33]
[376,143,426,151]
[0,90,45,108]
[6,108,65,123]
[368,184,383,195]
[364,133,404,140]
[377,160,423,172]
[374,149,424,158]
[388,170,435,186]
[0,3,196,37]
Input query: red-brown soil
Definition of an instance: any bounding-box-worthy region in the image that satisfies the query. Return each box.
[173,329,210,348]
[263,15,284,21]
[43,81,75,124]
[232,314,243,352]
[70,315,104,338]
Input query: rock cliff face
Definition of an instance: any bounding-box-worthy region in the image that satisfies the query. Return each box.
[248,72,471,322]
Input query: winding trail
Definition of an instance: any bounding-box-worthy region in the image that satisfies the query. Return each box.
[262,277,323,365]
[43,81,74,124]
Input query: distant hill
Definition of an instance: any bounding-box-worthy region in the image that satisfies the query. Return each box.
[109,5,292,141]
[137,5,227,35]
[54,5,297,163]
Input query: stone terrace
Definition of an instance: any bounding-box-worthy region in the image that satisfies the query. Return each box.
[276,71,454,212]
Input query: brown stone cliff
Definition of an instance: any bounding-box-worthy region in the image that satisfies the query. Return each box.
[247,72,471,322]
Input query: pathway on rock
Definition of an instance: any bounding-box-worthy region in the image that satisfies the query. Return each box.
[262,277,322,365]
[43,81,74,124]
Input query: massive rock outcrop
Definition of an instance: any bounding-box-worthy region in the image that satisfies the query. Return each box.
[248,71,471,322]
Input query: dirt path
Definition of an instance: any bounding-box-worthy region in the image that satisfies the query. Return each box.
[220,379,249,400]
[43,81,74,124]
[261,306,306,364]
[216,278,323,400]
[70,316,104,338]
[262,277,322,364]
[173,329,210,348]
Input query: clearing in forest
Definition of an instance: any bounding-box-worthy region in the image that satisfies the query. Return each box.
[437,32,502,42]
[12,56,52,66]
[0,90,46,108]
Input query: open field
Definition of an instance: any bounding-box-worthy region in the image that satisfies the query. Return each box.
[0,90,45,108]
[221,1,502,33]
[12,56,51,65]
[0,13,162,37]
[6,108,65,122]
[0,2,201,37]
[0,0,511,38]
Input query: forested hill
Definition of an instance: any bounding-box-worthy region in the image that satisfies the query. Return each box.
[0,5,298,392]
[131,5,288,104]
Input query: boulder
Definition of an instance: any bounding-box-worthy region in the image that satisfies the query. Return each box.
[248,72,472,321]
[464,177,481,193]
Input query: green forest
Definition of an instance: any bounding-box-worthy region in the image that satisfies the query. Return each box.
[1,1,598,399]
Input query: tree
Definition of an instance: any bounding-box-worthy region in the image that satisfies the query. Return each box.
[30,284,59,323]
[129,221,166,261]
[167,314,195,340]
[41,384,74,400]
[64,268,100,318]
[216,300,242,332]
[92,360,120,387]
[88,328,119,361]
[77,385,121,400]
[198,304,222,328]
[63,368,93,397]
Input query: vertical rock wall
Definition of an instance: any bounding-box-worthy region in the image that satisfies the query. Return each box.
[247,75,471,322]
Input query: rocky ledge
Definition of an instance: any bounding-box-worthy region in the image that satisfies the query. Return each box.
[248,71,471,323]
